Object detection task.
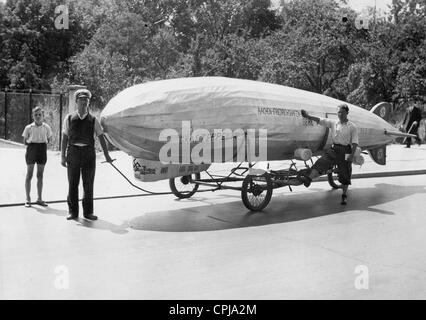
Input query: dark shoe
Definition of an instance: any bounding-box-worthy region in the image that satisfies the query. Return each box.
[341,194,347,205]
[298,175,312,188]
[36,200,48,207]
[66,213,78,220]
[24,201,31,208]
[84,214,98,221]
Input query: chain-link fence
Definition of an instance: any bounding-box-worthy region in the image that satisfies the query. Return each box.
[0,90,69,150]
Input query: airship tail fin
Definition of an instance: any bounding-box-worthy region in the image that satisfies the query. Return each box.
[371,101,417,139]
[370,102,392,122]
[368,145,387,165]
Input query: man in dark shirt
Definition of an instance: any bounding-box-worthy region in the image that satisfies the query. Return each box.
[61,89,112,221]
[402,105,422,147]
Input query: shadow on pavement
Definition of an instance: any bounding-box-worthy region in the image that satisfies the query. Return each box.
[30,204,129,234]
[76,218,130,235]
[32,205,68,217]
[128,183,426,232]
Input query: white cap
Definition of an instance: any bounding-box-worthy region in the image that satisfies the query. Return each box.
[74,88,92,101]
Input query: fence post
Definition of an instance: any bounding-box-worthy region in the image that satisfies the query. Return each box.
[4,88,7,140]
[29,88,33,123]
[59,93,63,149]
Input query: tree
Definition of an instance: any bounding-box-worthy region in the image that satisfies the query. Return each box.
[69,10,179,106]
[0,0,119,90]
[260,0,360,97]
[345,0,426,108]
[71,46,130,106]
[165,0,281,51]
[198,34,268,78]
[391,0,426,104]
[164,0,281,77]
[0,3,9,88]
[8,43,42,89]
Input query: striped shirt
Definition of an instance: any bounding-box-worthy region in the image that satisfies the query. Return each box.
[318,118,359,146]
[22,122,53,144]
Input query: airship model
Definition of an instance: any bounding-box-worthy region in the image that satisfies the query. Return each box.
[100,77,413,211]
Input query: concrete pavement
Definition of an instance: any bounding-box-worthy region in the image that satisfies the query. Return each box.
[1,142,426,299]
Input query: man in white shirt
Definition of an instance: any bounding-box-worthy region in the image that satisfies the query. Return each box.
[300,104,359,205]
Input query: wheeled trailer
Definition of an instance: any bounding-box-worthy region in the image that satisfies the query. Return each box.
[168,162,342,211]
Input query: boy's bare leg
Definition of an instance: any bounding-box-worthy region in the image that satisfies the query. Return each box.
[36,164,45,202]
[25,164,35,203]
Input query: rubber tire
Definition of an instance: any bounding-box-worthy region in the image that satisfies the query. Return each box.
[169,173,200,199]
[241,174,273,211]
[327,171,342,189]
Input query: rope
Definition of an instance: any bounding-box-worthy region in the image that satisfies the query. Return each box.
[0,161,219,208]
[106,161,174,195]
[105,160,219,195]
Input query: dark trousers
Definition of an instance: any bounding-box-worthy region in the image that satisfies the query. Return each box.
[406,125,421,147]
[312,144,352,185]
[66,145,96,216]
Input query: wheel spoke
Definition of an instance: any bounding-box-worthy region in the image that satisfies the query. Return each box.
[175,174,197,193]
[170,173,200,198]
[248,188,266,208]
[242,174,272,211]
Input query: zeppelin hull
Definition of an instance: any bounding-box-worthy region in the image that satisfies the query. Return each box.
[101,77,395,163]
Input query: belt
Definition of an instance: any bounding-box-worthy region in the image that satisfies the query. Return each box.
[332,143,350,147]
[332,144,351,152]
[70,144,91,147]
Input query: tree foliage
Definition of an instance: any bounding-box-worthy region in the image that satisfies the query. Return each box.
[0,0,425,112]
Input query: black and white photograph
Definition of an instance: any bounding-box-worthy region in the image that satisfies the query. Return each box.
[1,0,426,303]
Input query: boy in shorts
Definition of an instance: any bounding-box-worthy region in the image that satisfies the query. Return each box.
[22,107,53,207]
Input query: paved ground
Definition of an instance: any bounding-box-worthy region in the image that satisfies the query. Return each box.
[1,141,426,299]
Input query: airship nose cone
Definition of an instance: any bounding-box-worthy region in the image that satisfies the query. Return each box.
[100,86,165,160]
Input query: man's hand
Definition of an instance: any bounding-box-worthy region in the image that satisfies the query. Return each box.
[61,156,67,167]
[346,154,354,163]
[301,109,308,118]
[98,134,114,164]
[104,154,114,163]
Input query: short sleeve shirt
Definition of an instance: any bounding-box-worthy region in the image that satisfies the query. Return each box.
[62,112,104,137]
[22,122,53,143]
[318,118,359,146]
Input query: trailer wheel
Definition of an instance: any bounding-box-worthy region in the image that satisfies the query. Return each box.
[241,174,273,211]
[327,169,342,189]
[169,173,200,199]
